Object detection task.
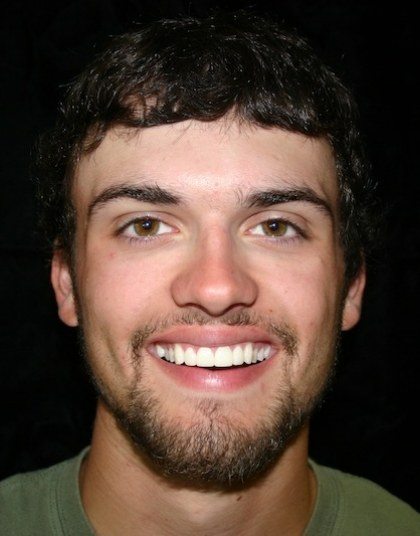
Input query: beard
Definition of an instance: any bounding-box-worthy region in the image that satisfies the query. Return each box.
[79,309,340,489]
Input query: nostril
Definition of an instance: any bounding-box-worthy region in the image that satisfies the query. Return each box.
[169,237,258,314]
[170,273,258,316]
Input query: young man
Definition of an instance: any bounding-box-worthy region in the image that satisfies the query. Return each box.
[1,12,418,535]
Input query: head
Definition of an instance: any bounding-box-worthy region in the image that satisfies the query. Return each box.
[39,12,377,487]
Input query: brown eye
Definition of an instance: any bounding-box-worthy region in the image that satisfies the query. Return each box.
[261,219,289,236]
[249,218,299,239]
[133,218,161,236]
[122,217,174,241]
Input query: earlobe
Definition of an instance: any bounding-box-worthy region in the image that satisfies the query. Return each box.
[51,250,78,327]
[341,265,366,331]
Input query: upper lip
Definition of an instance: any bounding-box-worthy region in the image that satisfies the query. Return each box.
[147,325,276,348]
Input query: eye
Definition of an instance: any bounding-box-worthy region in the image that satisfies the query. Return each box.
[249,219,299,238]
[122,217,174,238]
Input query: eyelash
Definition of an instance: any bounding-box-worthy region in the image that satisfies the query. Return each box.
[247,218,306,243]
[117,217,174,243]
[116,216,306,245]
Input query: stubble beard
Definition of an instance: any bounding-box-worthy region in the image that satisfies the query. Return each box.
[80,310,340,489]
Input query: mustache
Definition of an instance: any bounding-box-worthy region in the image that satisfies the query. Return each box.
[131,309,298,358]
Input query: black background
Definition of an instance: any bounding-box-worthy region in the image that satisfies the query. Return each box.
[1,0,419,510]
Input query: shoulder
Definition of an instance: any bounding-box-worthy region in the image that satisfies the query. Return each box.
[308,461,420,536]
[0,450,89,535]
[0,459,67,503]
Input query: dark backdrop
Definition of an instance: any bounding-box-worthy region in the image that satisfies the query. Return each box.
[1,0,419,510]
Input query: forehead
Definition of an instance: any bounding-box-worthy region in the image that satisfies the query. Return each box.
[73,120,338,207]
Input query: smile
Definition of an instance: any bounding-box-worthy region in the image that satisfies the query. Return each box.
[153,342,272,367]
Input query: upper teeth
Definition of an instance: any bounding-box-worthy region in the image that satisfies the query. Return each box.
[153,343,271,367]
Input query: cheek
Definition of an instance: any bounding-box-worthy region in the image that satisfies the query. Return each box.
[77,247,174,335]
[259,252,342,324]
[256,253,343,378]
[75,247,180,384]
[286,257,343,386]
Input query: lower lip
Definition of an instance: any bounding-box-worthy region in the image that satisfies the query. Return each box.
[151,355,275,393]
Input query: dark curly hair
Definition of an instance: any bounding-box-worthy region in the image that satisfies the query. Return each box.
[36,11,379,283]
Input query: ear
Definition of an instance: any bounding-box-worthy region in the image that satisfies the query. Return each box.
[341,264,366,331]
[51,250,78,327]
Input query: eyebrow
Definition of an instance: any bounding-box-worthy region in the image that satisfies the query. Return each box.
[242,186,334,221]
[88,182,333,220]
[88,184,182,218]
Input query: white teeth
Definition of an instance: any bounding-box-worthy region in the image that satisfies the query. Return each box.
[232,345,244,365]
[197,347,214,367]
[156,345,166,358]
[243,343,253,364]
[174,344,184,365]
[214,346,233,367]
[184,347,197,366]
[154,343,272,368]
[257,347,265,361]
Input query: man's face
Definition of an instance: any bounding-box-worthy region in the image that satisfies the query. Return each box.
[52,120,364,485]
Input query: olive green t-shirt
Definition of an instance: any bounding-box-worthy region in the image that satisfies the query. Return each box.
[0,449,419,535]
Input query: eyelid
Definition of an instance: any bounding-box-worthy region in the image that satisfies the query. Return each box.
[245,213,307,239]
[249,220,300,238]
[116,214,177,240]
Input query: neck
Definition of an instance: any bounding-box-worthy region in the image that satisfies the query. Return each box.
[80,402,317,536]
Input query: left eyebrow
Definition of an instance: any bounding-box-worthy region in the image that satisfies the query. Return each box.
[242,187,334,219]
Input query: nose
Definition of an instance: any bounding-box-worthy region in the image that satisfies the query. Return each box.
[170,228,258,316]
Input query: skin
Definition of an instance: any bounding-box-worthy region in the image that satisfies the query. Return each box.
[51,119,365,535]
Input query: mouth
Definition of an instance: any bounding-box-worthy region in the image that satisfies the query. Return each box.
[151,342,272,367]
[144,326,278,391]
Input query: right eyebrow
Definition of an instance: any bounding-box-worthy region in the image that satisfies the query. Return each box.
[88,184,183,219]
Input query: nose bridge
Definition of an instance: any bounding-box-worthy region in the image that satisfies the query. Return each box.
[170,223,258,315]
[200,227,239,281]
